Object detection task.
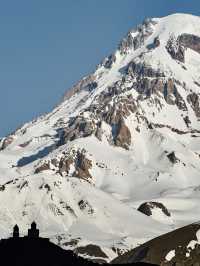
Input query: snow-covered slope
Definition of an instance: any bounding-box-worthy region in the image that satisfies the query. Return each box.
[0,13,200,261]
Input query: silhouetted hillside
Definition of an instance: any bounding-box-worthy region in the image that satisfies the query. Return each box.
[112,222,200,265]
[0,223,158,266]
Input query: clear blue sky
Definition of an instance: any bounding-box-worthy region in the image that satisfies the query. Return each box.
[0,0,200,137]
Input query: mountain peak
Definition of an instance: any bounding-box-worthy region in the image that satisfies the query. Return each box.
[0,13,200,263]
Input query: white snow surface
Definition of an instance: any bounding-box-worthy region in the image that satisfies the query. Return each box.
[0,13,200,260]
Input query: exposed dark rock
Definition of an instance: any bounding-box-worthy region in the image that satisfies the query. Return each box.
[35,163,50,174]
[0,185,5,191]
[174,90,188,111]
[133,76,187,111]
[163,79,187,110]
[19,140,32,148]
[128,62,165,78]
[114,119,131,150]
[61,116,96,144]
[35,149,93,182]
[136,78,164,97]
[85,81,98,92]
[194,81,200,87]
[95,122,103,141]
[99,93,137,126]
[183,116,191,127]
[63,238,79,247]
[179,33,200,54]
[151,122,200,135]
[112,247,125,257]
[39,183,51,193]
[35,158,60,174]
[60,201,77,217]
[153,37,160,47]
[78,200,94,214]
[59,78,138,150]
[75,244,108,259]
[18,181,29,192]
[137,201,171,217]
[166,35,185,63]
[102,54,116,69]
[187,93,200,117]
[0,136,14,150]
[51,158,59,167]
[164,79,176,104]
[74,151,92,181]
[119,19,155,54]
[58,157,74,176]
[167,151,179,164]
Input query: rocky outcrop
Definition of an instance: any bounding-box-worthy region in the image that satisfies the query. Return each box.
[74,151,92,181]
[102,96,137,125]
[164,79,176,104]
[151,122,200,135]
[58,157,74,176]
[179,33,200,54]
[56,32,197,154]
[133,76,187,111]
[0,136,14,150]
[135,77,164,97]
[167,152,180,164]
[183,115,191,127]
[60,81,137,149]
[102,54,116,69]
[119,18,156,54]
[153,37,160,47]
[35,149,93,182]
[62,74,97,101]
[75,244,108,260]
[187,93,200,117]
[61,116,96,144]
[138,201,171,217]
[114,119,131,150]
[163,79,187,110]
[35,163,51,174]
[175,90,188,111]
[166,34,185,63]
[78,199,94,214]
[35,157,60,174]
[18,140,32,148]
[60,72,187,151]
[128,61,165,78]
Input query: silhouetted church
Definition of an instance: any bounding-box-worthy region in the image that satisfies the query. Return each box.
[0,222,158,266]
[13,224,19,238]
[13,221,40,239]
[28,221,40,238]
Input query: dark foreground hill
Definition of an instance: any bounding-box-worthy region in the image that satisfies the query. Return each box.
[0,237,158,266]
[112,222,200,265]
[0,223,158,266]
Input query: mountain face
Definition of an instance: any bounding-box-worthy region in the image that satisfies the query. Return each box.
[0,13,200,262]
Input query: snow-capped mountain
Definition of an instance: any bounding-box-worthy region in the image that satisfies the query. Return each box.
[0,13,200,262]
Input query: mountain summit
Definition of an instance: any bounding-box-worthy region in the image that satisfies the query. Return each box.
[0,13,200,262]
